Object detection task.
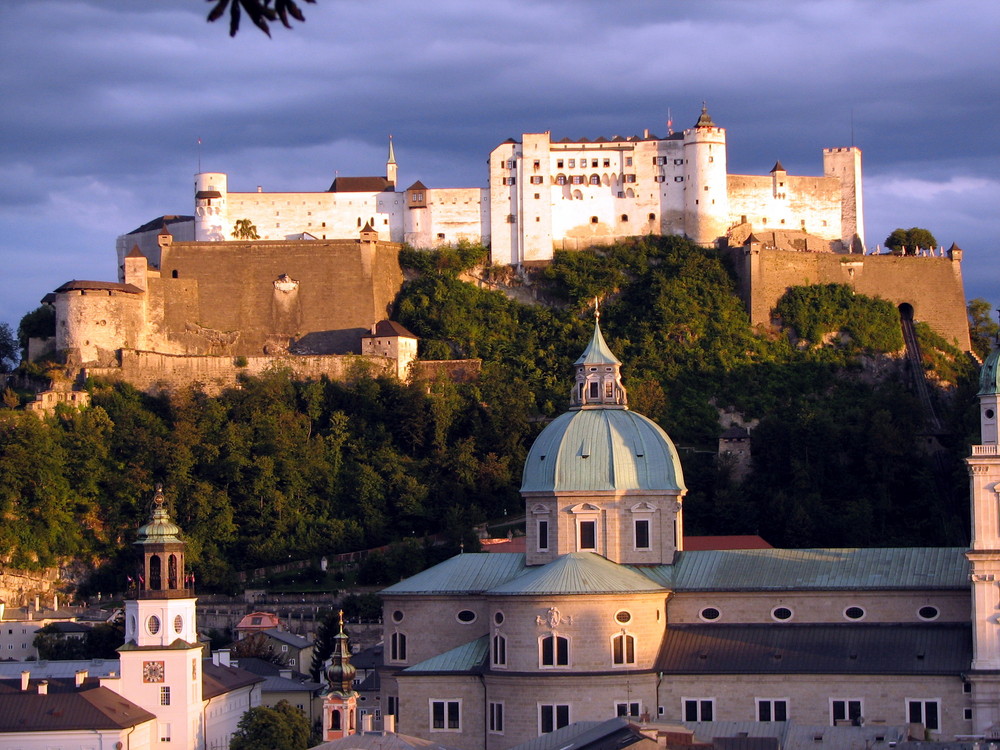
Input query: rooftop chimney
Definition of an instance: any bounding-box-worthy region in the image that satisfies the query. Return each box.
[362,714,374,733]
[385,715,396,733]
[37,680,48,695]
[75,670,88,688]
[20,671,29,691]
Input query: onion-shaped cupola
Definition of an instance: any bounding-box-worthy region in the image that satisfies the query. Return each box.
[324,610,358,696]
[134,485,190,599]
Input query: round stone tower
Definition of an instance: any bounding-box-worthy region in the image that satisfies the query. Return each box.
[683,105,730,246]
[194,172,229,241]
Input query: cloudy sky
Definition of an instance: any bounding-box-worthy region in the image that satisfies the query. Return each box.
[1,0,998,333]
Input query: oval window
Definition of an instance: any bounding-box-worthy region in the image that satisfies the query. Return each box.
[772,607,793,621]
[174,615,184,633]
[494,612,504,625]
[148,615,161,635]
[844,606,866,620]
[918,605,939,621]
[457,610,477,623]
[615,610,632,624]
[986,409,995,419]
[392,610,403,623]
[699,607,721,621]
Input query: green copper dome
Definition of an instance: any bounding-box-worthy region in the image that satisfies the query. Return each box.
[521,408,685,492]
[135,486,183,546]
[980,347,1000,396]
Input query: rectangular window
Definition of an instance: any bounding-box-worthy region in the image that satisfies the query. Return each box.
[540,704,570,734]
[625,174,636,183]
[571,175,583,185]
[591,159,599,167]
[579,520,596,550]
[616,702,641,717]
[557,159,564,168]
[683,698,714,721]
[589,381,600,399]
[540,634,569,666]
[388,696,399,718]
[603,159,610,167]
[533,160,540,169]
[159,722,171,742]
[674,176,684,182]
[757,699,788,722]
[965,708,974,721]
[674,158,684,165]
[431,700,461,731]
[831,699,862,725]
[635,519,650,549]
[568,159,575,168]
[489,702,504,733]
[907,700,940,732]
[538,520,549,550]
[530,176,543,184]
[160,686,171,706]
[626,157,633,166]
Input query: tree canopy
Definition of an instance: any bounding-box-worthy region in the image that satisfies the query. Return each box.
[208,0,315,37]
[885,227,938,254]
[0,323,17,373]
[230,700,310,750]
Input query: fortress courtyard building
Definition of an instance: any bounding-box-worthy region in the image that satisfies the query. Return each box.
[373,318,1000,750]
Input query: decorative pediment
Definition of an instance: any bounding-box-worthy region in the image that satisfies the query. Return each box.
[630,501,657,514]
[569,502,601,514]
[530,503,551,515]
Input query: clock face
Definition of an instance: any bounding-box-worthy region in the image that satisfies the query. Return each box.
[143,660,165,683]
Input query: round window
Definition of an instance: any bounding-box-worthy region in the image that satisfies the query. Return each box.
[494,612,504,625]
[615,610,632,624]
[392,610,403,623]
[174,615,183,633]
[699,607,721,621]
[457,610,477,623]
[147,615,161,635]
[772,607,793,621]
[918,605,940,621]
[844,606,866,620]
[987,409,996,420]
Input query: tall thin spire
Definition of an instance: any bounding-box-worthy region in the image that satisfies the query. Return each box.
[387,134,396,165]
[386,135,398,188]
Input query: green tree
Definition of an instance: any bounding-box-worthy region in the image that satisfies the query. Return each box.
[232,219,261,240]
[230,700,310,750]
[17,305,55,360]
[969,298,1000,360]
[0,323,17,372]
[885,227,937,255]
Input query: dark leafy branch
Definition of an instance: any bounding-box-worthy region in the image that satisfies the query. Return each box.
[207,0,316,37]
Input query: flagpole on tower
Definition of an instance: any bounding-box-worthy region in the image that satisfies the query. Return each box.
[197,137,202,173]
[667,108,673,136]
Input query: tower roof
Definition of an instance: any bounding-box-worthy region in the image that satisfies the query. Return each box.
[770,160,786,173]
[324,610,357,696]
[135,485,183,546]
[574,319,621,366]
[387,135,397,165]
[980,347,1000,396]
[694,103,716,128]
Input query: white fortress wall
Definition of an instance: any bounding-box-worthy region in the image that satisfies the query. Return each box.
[489,141,520,265]
[727,174,843,241]
[116,222,194,280]
[404,187,488,248]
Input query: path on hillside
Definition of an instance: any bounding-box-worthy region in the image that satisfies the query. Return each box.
[901,314,942,433]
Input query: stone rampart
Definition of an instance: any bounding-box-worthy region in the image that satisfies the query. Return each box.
[86,350,394,396]
[731,248,971,350]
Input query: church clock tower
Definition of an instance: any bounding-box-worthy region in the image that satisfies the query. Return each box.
[966,342,1000,734]
[118,485,204,747]
[322,610,359,741]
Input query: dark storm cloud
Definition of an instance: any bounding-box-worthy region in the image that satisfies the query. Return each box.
[1,0,998,325]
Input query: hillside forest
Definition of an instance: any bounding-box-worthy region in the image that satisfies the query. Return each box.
[0,237,991,592]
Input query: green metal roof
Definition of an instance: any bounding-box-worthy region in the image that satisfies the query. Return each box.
[521,409,685,492]
[574,321,621,366]
[403,635,488,674]
[380,553,526,595]
[489,552,666,595]
[980,347,1000,396]
[638,547,969,591]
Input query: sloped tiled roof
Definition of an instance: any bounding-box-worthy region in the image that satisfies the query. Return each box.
[509,718,632,750]
[381,553,526,595]
[403,635,488,674]
[126,215,193,235]
[489,552,664,595]
[363,320,417,339]
[202,661,265,700]
[262,628,311,648]
[54,280,144,294]
[313,731,461,750]
[656,623,971,674]
[0,677,155,731]
[328,176,393,193]
[638,547,969,591]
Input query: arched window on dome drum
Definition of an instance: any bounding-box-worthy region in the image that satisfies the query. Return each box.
[612,632,635,665]
[331,709,341,730]
[391,631,407,661]
[540,634,569,667]
[168,554,178,589]
[149,555,162,590]
[493,634,507,666]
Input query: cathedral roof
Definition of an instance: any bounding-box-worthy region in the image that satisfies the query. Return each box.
[638,547,969,591]
[488,552,665,595]
[381,553,526,595]
[979,346,1000,396]
[402,635,488,674]
[521,408,685,492]
[657,623,971,674]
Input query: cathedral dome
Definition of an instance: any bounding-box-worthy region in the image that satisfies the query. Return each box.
[521,407,685,493]
[980,347,1000,396]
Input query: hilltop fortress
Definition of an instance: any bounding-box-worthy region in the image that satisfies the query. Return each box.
[37,107,970,391]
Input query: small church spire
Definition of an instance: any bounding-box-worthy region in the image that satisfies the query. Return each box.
[386,135,397,188]
[570,306,627,410]
[322,610,359,740]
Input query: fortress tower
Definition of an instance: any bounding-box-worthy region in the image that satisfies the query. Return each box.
[194,172,230,241]
[823,146,865,249]
[683,105,730,246]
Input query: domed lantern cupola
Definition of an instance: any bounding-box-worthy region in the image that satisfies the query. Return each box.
[134,485,190,599]
[322,610,359,741]
[571,302,627,409]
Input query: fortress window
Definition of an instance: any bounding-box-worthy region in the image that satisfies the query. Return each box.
[457,610,476,623]
[533,160,540,169]
[171,270,178,278]
[772,607,793,621]
[534,193,540,199]
[160,686,171,706]
[699,607,721,621]
[843,606,865,620]
[649,213,656,221]
[557,159,564,168]
[431,700,461,731]
[540,704,570,734]
[655,176,665,183]
[437,233,445,240]
[674,176,684,182]
[506,160,516,169]
[709,156,714,163]
[589,175,600,185]
[556,175,567,185]
[625,174,636,183]
[918,606,940,621]
[704,186,709,191]
[675,159,683,165]
[603,159,610,167]
[757,699,788,722]
[592,159,599,167]
[626,157,633,166]
[568,159,575,168]
[506,214,516,223]
[621,214,629,223]
[530,176,543,184]
[571,176,583,185]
